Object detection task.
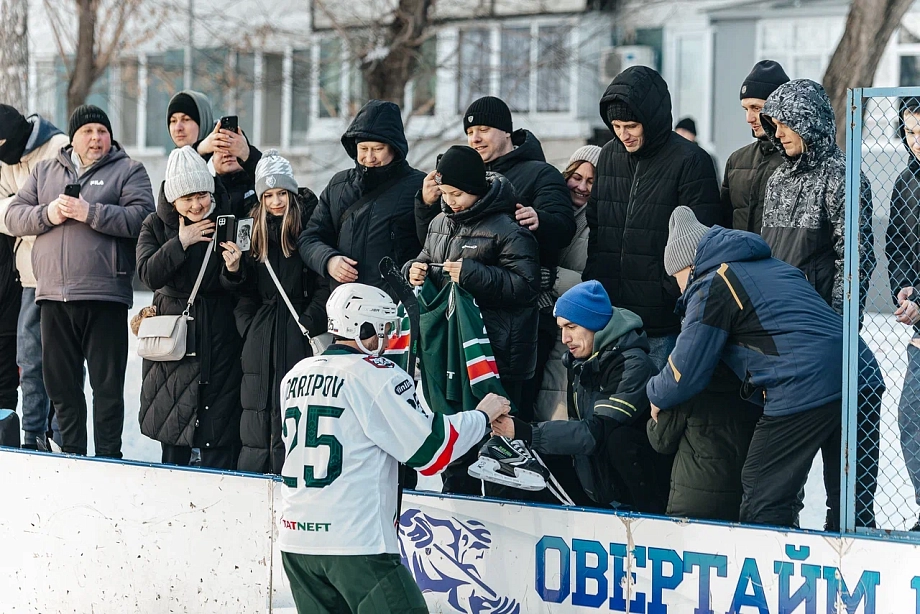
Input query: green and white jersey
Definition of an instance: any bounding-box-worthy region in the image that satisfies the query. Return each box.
[278,344,488,556]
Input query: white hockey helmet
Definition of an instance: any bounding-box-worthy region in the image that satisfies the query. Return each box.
[326,283,399,356]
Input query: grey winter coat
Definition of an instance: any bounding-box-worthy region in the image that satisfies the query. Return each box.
[760,79,875,314]
[3,143,154,307]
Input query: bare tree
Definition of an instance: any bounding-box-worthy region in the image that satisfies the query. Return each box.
[43,0,168,115]
[0,0,29,109]
[824,0,914,146]
[315,0,435,105]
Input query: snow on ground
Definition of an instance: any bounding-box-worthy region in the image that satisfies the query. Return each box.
[20,294,920,531]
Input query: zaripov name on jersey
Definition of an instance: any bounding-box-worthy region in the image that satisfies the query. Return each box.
[285,372,346,401]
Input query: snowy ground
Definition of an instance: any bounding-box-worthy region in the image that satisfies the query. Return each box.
[22,293,920,531]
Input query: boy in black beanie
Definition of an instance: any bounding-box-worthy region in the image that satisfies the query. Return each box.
[407,145,540,495]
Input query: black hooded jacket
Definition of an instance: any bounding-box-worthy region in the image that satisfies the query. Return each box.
[136,183,242,449]
[299,100,424,298]
[887,98,920,317]
[407,174,540,380]
[583,67,721,336]
[222,189,329,474]
[721,137,784,233]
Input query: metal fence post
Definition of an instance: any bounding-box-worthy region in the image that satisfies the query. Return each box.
[841,87,863,535]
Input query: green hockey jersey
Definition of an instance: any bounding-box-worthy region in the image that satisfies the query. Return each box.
[385,281,511,414]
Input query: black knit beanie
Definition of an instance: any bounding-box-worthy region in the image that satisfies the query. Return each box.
[0,104,33,165]
[167,93,200,127]
[675,117,697,135]
[463,96,513,133]
[605,100,638,124]
[68,105,112,140]
[740,60,790,101]
[436,145,489,196]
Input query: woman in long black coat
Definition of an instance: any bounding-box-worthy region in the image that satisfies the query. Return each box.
[136,145,242,469]
[221,151,328,474]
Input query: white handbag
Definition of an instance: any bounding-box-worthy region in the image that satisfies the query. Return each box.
[137,245,213,361]
[264,259,333,356]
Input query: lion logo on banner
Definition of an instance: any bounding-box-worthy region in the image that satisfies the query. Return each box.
[398,508,520,614]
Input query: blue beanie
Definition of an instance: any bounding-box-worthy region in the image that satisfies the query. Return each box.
[553,281,613,332]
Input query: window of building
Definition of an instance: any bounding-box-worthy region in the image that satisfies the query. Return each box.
[261,53,284,146]
[536,25,571,113]
[318,38,342,118]
[457,28,491,114]
[290,49,312,145]
[192,48,229,120]
[411,36,437,116]
[500,26,531,112]
[146,50,185,149]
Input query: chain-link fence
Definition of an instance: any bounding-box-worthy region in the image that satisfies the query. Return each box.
[842,87,920,535]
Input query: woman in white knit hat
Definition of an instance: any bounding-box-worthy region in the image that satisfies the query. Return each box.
[136,145,243,469]
[534,145,602,423]
[220,150,327,475]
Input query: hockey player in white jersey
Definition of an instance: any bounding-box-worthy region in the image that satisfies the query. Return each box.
[278,282,510,613]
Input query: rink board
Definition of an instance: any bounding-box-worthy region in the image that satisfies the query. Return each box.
[3,449,920,613]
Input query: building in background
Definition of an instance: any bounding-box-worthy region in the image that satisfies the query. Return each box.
[21,0,918,188]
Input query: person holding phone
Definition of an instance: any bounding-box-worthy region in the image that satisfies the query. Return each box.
[136,146,243,469]
[219,150,328,475]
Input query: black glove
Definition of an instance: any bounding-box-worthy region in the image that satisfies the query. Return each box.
[539,267,556,292]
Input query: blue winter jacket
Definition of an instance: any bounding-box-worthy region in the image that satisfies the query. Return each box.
[647,227,843,416]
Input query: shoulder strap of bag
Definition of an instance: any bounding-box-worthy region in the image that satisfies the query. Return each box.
[264,258,310,338]
[334,175,403,238]
[182,245,213,317]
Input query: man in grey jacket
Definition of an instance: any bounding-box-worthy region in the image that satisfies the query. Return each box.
[4,105,154,458]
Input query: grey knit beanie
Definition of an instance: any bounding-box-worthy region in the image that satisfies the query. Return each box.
[664,206,710,276]
[568,145,602,168]
[255,149,298,200]
[164,145,214,203]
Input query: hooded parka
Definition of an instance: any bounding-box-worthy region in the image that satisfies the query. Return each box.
[407,173,540,381]
[223,189,329,474]
[583,66,721,336]
[299,100,424,298]
[136,183,243,451]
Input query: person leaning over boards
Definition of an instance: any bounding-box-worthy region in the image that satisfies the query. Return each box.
[136,146,243,470]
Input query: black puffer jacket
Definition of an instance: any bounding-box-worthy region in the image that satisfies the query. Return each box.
[583,66,721,336]
[647,368,761,522]
[0,235,20,338]
[136,183,243,450]
[417,130,574,269]
[217,169,259,219]
[223,190,329,474]
[299,100,424,298]
[407,174,539,380]
[720,138,784,233]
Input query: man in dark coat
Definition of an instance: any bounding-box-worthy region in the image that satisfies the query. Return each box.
[492,281,669,513]
[647,207,845,528]
[720,60,789,233]
[886,96,920,530]
[583,66,721,371]
[418,96,574,421]
[299,100,424,298]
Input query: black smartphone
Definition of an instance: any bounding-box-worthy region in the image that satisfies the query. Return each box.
[220,115,238,133]
[215,215,236,252]
[64,183,81,198]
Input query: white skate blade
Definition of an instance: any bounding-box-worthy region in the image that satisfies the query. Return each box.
[468,457,547,491]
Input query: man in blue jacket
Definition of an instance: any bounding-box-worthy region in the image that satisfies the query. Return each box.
[646,207,843,528]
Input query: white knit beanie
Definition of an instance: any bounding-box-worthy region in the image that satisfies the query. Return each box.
[568,145,601,168]
[664,206,711,276]
[164,146,214,203]
[255,149,298,200]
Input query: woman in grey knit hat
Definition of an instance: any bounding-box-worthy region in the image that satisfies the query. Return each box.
[534,145,602,422]
[220,150,329,475]
[136,145,243,470]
